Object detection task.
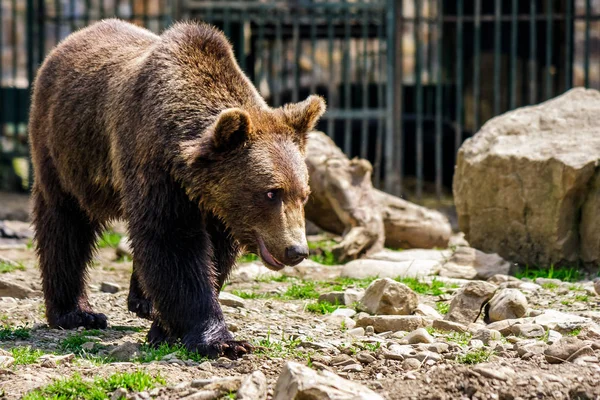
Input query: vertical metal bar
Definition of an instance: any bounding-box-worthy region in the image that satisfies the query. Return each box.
[310,12,317,95]
[455,0,463,155]
[375,8,384,188]
[69,0,76,32]
[292,13,300,103]
[27,0,35,190]
[509,0,517,109]
[493,0,501,115]
[239,10,248,73]
[55,0,61,44]
[11,0,18,140]
[274,15,282,107]
[545,0,553,99]
[84,0,91,25]
[529,0,537,104]
[394,0,403,195]
[130,0,135,22]
[565,0,572,90]
[414,0,423,200]
[100,0,105,20]
[473,0,481,131]
[584,0,590,88]
[435,0,443,200]
[115,0,119,17]
[258,8,266,97]
[224,7,231,39]
[385,0,398,194]
[360,8,369,160]
[37,0,45,79]
[143,0,148,28]
[327,8,335,138]
[343,2,351,156]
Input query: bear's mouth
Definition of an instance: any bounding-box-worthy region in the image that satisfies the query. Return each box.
[256,236,286,271]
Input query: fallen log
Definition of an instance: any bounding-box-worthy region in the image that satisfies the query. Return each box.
[304,131,452,262]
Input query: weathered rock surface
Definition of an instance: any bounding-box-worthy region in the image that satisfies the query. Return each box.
[485,288,528,322]
[436,247,510,280]
[356,315,429,333]
[545,337,595,364]
[273,361,383,400]
[445,281,497,324]
[454,88,600,266]
[0,279,39,299]
[340,259,439,280]
[237,371,267,400]
[358,278,418,315]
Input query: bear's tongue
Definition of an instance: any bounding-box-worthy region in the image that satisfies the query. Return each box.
[257,237,285,271]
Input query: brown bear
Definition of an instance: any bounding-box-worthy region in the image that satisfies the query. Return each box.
[28,19,325,358]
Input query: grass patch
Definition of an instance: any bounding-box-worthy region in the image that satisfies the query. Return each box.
[456,348,494,364]
[543,283,559,290]
[322,277,375,291]
[0,325,31,340]
[0,261,25,273]
[230,290,271,300]
[575,294,589,302]
[138,342,208,363]
[561,299,573,306]
[23,371,165,400]
[516,264,582,283]
[446,332,472,347]
[97,230,122,249]
[253,332,304,358]
[567,328,582,337]
[59,330,103,355]
[435,302,450,315]
[11,347,45,365]
[237,253,259,263]
[284,282,320,300]
[308,240,338,265]
[396,277,457,296]
[111,326,145,333]
[305,301,342,314]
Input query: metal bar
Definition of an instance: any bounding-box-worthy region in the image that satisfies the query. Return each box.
[455,0,463,155]
[100,0,104,20]
[494,0,501,115]
[321,110,388,119]
[274,16,282,107]
[257,8,267,98]
[56,0,61,44]
[435,0,443,200]
[143,0,149,27]
[385,0,397,194]
[239,10,247,73]
[584,0,590,88]
[374,8,384,188]
[529,0,537,104]
[223,7,231,39]
[510,0,517,109]
[361,8,369,160]
[414,0,423,200]
[343,2,351,156]
[310,12,317,95]
[84,0,91,25]
[326,8,334,138]
[473,0,481,131]
[130,0,135,22]
[69,0,76,32]
[565,0,572,90]
[27,0,36,189]
[37,0,45,80]
[292,15,300,103]
[545,0,553,99]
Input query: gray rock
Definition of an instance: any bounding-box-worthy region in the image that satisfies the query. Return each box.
[473,365,514,381]
[487,274,521,285]
[0,356,14,368]
[515,341,548,357]
[472,328,502,345]
[445,281,497,324]
[545,337,594,364]
[356,352,377,364]
[437,246,510,280]
[400,328,435,344]
[547,330,563,345]
[218,292,246,308]
[385,344,417,360]
[116,236,133,258]
[402,358,421,370]
[342,363,363,372]
[100,282,121,294]
[111,388,128,400]
[511,324,545,338]
[273,361,384,400]
[356,315,429,333]
[533,310,591,331]
[190,377,242,393]
[109,342,141,362]
[432,319,469,333]
[358,278,418,316]
[237,371,267,400]
[414,304,443,320]
[346,327,365,337]
[318,292,345,305]
[454,88,600,266]
[427,343,449,353]
[343,288,364,305]
[486,288,528,322]
[341,259,440,280]
[0,279,39,299]
[282,259,343,281]
[331,308,357,318]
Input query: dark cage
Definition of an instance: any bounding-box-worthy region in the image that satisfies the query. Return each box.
[1,0,600,203]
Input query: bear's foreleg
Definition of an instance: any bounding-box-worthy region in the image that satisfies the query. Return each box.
[206,213,239,292]
[127,263,154,319]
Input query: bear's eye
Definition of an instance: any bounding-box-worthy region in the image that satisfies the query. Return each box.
[266,189,281,202]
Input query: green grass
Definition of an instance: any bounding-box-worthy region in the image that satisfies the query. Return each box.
[456,348,494,364]
[11,347,45,365]
[396,277,457,296]
[515,264,582,283]
[110,326,145,333]
[284,282,320,300]
[362,342,381,352]
[575,294,589,302]
[230,290,271,300]
[561,299,573,306]
[237,253,259,263]
[307,240,338,265]
[305,301,343,314]
[435,301,450,315]
[446,332,472,347]
[253,331,305,359]
[23,371,165,400]
[0,261,25,273]
[0,325,31,340]
[59,330,103,355]
[137,342,209,363]
[97,231,123,249]
[567,328,582,337]
[542,283,559,290]
[322,277,374,291]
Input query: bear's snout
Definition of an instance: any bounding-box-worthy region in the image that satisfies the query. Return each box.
[285,244,309,266]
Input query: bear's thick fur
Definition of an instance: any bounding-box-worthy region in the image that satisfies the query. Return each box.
[29,19,325,358]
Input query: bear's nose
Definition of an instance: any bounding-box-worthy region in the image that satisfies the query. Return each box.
[285,245,309,265]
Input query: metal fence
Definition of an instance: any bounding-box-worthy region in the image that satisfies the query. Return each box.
[1,0,600,203]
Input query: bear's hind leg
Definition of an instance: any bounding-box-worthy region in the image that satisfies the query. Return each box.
[33,190,107,329]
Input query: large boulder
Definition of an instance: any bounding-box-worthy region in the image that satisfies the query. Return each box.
[454,88,600,266]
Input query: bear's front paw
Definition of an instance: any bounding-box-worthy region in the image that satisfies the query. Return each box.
[48,310,108,330]
[127,294,154,320]
[189,339,254,360]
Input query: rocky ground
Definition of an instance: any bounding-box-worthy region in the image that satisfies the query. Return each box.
[1,225,600,399]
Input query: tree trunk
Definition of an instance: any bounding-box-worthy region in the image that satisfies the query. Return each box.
[305,131,452,262]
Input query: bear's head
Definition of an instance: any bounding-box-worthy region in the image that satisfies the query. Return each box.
[182,95,326,270]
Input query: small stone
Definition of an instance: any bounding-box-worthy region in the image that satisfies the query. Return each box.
[331,308,357,318]
[415,351,441,363]
[432,319,468,333]
[487,319,530,336]
[218,292,246,308]
[0,356,14,368]
[445,281,497,324]
[401,328,435,344]
[515,341,547,357]
[237,371,267,400]
[486,288,528,322]
[533,310,591,332]
[402,358,421,370]
[109,342,141,362]
[472,365,513,381]
[511,324,545,338]
[343,288,364,305]
[427,343,449,353]
[472,328,502,345]
[414,304,442,320]
[384,344,417,360]
[365,326,375,335]
[469,339,485,348]
[346,327,365,337]
[358,278,419,315]
[100,282,121,294]
[545,337,594,364]
[198,361,213,372]
[356,352,377,364]
[0,279,38,299]
[342,363,363,372]
[81,342,95,351]
[111,388,127,400]
[318,292,345,305]
[357,315,429,333]
[547,330,562,345]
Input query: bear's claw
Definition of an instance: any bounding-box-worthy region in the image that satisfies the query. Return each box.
[127,296,154,320]
[49,310,108,330]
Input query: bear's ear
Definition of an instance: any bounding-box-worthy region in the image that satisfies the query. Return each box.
[212,108,253,151]
[282,95,327,135]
